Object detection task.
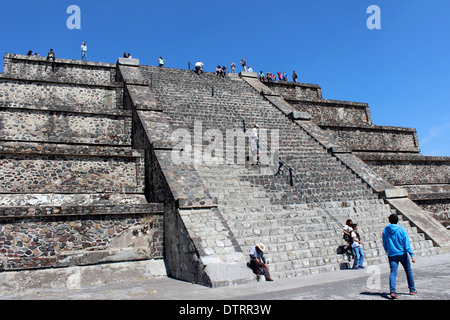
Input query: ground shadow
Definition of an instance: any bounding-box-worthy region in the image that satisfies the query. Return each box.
[360,291,392,300]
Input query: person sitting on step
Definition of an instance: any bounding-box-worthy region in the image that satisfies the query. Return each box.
[249,243,274,281]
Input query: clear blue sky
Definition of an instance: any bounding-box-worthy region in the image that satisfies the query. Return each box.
[1,0,449,156]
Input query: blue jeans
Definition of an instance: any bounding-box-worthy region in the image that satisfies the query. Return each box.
[352,246,364,268]
[388,254,415,293]
[82,51,87,61]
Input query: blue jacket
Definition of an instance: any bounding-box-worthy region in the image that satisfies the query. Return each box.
[382,224,414,257]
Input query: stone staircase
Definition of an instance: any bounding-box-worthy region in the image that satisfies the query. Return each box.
[266,78,450,234]
[141,65,441,279]
[196,162,438,278]
[0,54,164,271]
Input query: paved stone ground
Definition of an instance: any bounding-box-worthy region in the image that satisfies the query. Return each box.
[1,253,448,301]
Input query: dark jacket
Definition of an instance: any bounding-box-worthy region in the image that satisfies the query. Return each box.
[249,246,266,264]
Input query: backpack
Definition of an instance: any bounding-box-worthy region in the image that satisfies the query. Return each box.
[343,232,351,243]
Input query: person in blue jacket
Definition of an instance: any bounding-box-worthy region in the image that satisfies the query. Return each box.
[382,214,417,299]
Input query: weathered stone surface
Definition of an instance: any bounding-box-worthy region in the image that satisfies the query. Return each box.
[117,57,140,66]
[0,79,123,114]
[382,188,409,199]
[261,67,447,223]
[264,80,322,100]
[287,98,371,125]
[140,64,446,282]
[321,124,420,153]
[0,259,166,294]
[0,54,164,273]
[288,110,311,121]
[0,154,144,194]
[0,108,132,146]
[154,150,217,209]
[4,54,116,85]
[1,52,448,288]
[386,198,450,253]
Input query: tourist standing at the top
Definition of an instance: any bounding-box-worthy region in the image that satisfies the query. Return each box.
[241,59,247,71]
[81,42,87,61]
[46,49,56,71]
[292,70,298,82]
[231,62,236,73]
[158,57,165,67]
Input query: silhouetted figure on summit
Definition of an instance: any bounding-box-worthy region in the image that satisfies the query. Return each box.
[46,49,55,71]
[81,42,87,61]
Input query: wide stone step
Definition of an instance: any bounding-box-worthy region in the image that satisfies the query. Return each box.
[0,152,145,194]
[0,202,164,271]
[0,141,138,158]
[0,202,163,218]
[0,193,148,207]
[197,161,355,175]
[236,224,429,246]
[0,79,123,114]
[4,54,116,86]
[207,180,373,195]
[0,108,132,146]
[238,233,437,280]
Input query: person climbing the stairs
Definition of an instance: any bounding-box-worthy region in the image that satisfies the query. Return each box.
[250,125,260,165]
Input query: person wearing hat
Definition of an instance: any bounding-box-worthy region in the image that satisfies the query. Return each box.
[249,243,274,281]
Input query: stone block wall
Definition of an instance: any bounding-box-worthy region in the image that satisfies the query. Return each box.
[361,155,450,186]
[264,81,322,100]
[0,79,123,113]
[0,204,164,270]
[358,153,450,228]
[0,108,132,146]
[417,200,450,229]
[321,124,420,153]
[287,99,371,125]
[0,153,144,194]
[0,54,165,273]
[3,54,116,86]
[265,80,420,154]
[358,153,450,232]
[148,148,214,286]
